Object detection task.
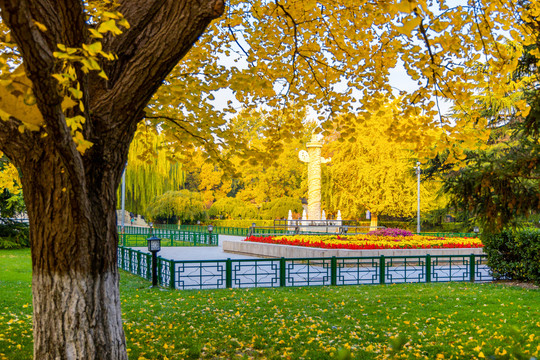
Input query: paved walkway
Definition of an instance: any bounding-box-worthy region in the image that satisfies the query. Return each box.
[131,235,258,260]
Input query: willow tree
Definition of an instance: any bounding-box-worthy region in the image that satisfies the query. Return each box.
[120,125,186,215]
[0,0,534,358]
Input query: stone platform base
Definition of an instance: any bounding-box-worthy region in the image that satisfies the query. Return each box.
[222,240,485,258]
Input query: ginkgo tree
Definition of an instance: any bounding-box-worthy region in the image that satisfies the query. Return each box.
[0,151,23,218]
[0,151,20,196]
[0,0,535,358]
[326,99,447,228]
[229,108,313,205]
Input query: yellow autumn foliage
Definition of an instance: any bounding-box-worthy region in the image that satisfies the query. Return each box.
[326,99,447,221]
[0,152,20,195]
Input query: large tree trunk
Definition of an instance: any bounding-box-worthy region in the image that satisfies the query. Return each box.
[20,144,127,359]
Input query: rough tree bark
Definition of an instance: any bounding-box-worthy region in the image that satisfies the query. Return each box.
[0,0,224,358]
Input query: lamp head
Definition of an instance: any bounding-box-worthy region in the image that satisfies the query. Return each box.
[147,236,161,252]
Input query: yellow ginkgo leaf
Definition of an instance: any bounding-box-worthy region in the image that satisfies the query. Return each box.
[398,17,422,37]
[32,20,47,32]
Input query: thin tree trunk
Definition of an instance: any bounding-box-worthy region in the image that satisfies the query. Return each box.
[370,212,378,231]
[21,147,126,359]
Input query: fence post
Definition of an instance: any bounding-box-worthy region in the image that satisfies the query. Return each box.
[379,255,386,285]
[426,254,431,283]
[331,256,337,286]
[469,254,476,282]
[226,258,232,289]
[127,248,132,272]
[280,257,286,287]
[146,253,152,280]
[137,252,142,276]
[118,247,123,269]
[157,257,163,286]
[169,260,176,289]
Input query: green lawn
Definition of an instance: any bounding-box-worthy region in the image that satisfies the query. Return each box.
[1,249,539,359]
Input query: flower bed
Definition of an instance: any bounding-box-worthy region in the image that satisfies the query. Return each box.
[244,233,483,250]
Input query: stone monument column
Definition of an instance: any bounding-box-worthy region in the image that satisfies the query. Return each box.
[299,134,330,221]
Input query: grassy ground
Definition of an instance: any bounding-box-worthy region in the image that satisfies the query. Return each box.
[1,249,539,359]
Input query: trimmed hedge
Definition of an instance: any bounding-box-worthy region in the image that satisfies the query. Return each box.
[211,219,275,228]
[482,228,540,284]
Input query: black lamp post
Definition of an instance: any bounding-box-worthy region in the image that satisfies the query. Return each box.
[207,224,213,244]
[248,222,256,237]
[147,236,161,288]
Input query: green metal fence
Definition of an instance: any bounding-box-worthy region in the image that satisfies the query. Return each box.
[178,225,342,237]
[138,224,480,238]
[118,226,218,246]
[118,247,152,281]
[151,225,336,236]
[117,246,494,290]
[179,225,250,236]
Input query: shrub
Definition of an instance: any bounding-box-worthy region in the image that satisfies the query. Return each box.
[0,221,30,249]
[259,197,303,220]
[482,229,540,284]
[208,198,258,220]
[145,190,208,224]
[368,228,413,237]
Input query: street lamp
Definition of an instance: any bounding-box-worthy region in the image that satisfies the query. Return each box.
[208,224,214,245]
[147,236,161,288]
[416,161,421,234]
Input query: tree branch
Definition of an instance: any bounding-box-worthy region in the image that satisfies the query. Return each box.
[0,117,37,166]
[92,0,225,137]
